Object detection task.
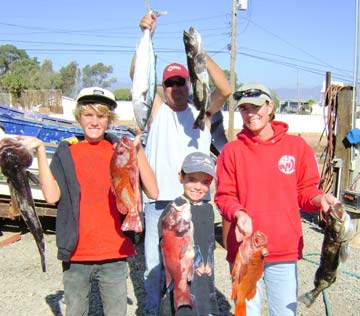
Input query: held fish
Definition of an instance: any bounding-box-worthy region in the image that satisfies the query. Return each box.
[0,137,46,272]
[231,230,268,316]
[160,201,194,310]
[298,203,354,307]
[110,136,142,232]
[183,26,210,131]
[131,26,157,131]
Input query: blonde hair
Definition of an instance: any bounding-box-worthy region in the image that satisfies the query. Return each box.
[73,102,117,125]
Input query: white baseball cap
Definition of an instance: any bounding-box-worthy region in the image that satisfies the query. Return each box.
[76,87,117,110]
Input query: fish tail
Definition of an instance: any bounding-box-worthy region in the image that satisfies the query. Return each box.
[298,291,317,307]
[193,112,205,130]
[234,299,246,316]
[38,241,46,272]
[28,217,46,272]
[174,288,192,310]
[121,212,143,233]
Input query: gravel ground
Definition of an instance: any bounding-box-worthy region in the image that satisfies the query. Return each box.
[1,211,359,316]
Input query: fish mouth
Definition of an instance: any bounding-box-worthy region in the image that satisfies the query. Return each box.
[252,231,268,249]
[328,204,354,241]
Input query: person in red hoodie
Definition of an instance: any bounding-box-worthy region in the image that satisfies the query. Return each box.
[214,82,339,316]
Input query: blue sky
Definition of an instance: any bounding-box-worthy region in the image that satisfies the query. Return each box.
[0,0,357,93]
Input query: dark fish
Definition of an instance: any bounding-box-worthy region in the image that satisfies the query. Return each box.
[231,230,268,316]
[183,26,210,131]
[110,136,142,232]
[298,203,353,307]
[0,137,46,272]
[160,201,194,310]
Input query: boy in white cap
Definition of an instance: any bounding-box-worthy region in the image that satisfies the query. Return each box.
[17,87,158,316]
[159,152,219,316]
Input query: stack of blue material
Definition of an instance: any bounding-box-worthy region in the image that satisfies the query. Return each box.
[0,104,132,152]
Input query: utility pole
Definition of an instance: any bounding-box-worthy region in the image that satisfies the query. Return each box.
[222,0,248,250]
[228,1,247,140]
[227,0,238,141]
[352,0,359,130]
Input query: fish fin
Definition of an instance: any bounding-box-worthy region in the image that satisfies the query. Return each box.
[27,171,40,186]
[164,268,173,290]
[298,292,315,307]
[118,187,133,214]
[192,113,205,131]
[339,243,351,262]
[110,182,115,194]
[234,299,246,316]
[121,212,143,232]
[246,287,258,301]
[8,181,20,218]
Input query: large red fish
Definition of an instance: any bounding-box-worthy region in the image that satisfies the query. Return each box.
[160,201,194,310]
[110,136,142,232]
[231,230,268,316]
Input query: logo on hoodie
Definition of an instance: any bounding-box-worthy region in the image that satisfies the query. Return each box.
[278,155,295,174]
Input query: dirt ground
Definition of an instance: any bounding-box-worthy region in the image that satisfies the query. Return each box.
[1,132,360,316]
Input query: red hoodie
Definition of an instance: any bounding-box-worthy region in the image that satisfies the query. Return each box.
[215,121,323,264]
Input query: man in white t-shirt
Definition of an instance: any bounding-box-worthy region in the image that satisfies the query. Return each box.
[130,13,231,316]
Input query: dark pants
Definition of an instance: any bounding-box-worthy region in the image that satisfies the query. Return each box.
[62,259,128,316]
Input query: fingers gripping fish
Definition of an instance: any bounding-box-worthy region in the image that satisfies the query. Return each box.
[298,203,354,307]
[183,26,210,131]
[0,137,46,272]
[110,136,142,232]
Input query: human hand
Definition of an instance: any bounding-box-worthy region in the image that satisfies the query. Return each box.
[139,12,157,33]
[132,128,142,152]
[320,193,341,214]
[311,193,341,214]
[15,135,44,152]
[234,210,253,243]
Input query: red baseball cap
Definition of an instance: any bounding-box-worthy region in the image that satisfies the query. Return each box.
[162,63,189,83]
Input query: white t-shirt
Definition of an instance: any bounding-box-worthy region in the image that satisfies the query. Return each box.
[144,103,211,202]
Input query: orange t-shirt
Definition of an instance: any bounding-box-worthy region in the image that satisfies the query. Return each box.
[69,140,136,261]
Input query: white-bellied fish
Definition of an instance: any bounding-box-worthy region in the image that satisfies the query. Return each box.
[131,25,157,131]
[0,137,46,272]
[298,203,354,307]
[183,26,210,131]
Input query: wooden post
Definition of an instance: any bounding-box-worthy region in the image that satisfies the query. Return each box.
[335,86,353,193]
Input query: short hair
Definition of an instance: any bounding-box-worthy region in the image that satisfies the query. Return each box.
[73,102,117,125]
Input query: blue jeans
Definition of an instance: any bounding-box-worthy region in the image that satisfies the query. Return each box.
[246,261,298,316]
[62,259,128,316]
[144,201,170,316]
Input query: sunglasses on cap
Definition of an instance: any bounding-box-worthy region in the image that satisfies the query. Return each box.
[164,77,187,88]
[233,89,271,101]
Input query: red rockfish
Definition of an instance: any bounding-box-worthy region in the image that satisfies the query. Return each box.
[110,136,142,232]
[231,230,268,316]
[161,201,194,310]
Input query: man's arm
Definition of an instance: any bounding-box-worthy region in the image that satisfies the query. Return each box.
[206,54,232,117]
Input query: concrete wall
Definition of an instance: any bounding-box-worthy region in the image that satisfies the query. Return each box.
[222,112,326,134]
